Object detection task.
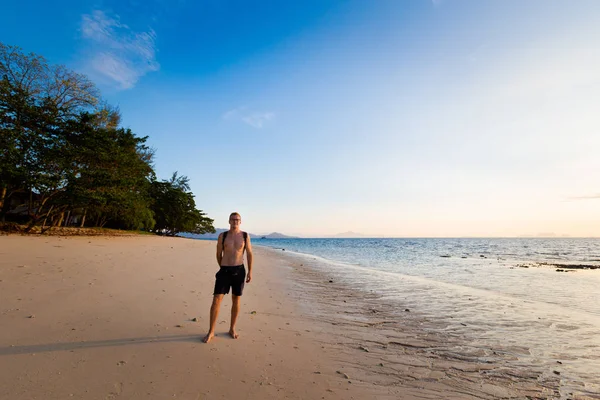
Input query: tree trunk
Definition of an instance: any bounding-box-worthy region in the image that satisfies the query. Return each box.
[64,210,71,227]
[56,212,64,227]
[0,187,8,222]
[24,196,49,233]
[40,205,55,234]
[0,186,6,211]
[80,209,87,228]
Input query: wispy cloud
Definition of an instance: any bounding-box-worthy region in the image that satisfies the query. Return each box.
[223,106,275,128]
[567,194,600,201]
[431,0,444,6]
[80,10,159,89]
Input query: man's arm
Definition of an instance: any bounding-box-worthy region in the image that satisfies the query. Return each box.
[216,233,223,266]
[246,235,253,283]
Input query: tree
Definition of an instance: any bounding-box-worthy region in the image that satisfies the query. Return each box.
[150,172,215,236]
[1,42,215,234]
[61,113,156,230]
[0,42,100,220]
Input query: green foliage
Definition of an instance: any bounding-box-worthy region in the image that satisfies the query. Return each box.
[0,42,214,234]
[0,42,100,223]
[150,172,215,236]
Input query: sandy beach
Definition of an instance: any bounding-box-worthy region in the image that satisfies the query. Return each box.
[1,235,592,400]
[0,235,393,400]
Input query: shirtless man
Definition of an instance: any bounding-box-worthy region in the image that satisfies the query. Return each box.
[203,212,253,343]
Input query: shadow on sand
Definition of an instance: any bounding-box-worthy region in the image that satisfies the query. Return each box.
[0,334,204,356]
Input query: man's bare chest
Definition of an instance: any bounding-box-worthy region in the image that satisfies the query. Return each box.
[224,234,245,252]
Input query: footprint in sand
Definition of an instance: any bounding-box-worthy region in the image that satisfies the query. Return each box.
[105,382,123,399]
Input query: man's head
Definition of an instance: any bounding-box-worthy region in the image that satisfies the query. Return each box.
[229,212,241,229]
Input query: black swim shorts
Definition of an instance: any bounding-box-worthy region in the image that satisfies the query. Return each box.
[213,265,246,296]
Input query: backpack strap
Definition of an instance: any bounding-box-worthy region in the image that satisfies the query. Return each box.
[221,231,228,247]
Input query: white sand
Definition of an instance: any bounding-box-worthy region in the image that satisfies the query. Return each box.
[0,235,390,400]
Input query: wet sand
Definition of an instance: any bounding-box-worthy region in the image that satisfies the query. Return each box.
[267,248,600,400]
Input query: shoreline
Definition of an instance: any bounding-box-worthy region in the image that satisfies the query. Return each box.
[257,244,600,400]
[2,235,597,399]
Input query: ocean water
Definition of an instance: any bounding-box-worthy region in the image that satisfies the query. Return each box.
[253,238,600,398]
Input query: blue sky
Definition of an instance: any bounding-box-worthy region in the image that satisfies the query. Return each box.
[2,1,599,237]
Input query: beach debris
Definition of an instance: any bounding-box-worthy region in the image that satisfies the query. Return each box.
[328,280,333,283]
[461,256,467,259]
[27,314,35,318]
[336,371,350,380]
[553,370,561,375]
[404,309,410,312]
[175,324,183,328]
[117,361,126,366]
[191,317,199,322]
[557,361,563,364]
[378,363,384,367]
[516,262,598,270]
[250,311,257,315]
[460,323,467,326]
[480,255,486,258]
[313,371,321,374]
[359,345,370,352]
[440,255,451,258]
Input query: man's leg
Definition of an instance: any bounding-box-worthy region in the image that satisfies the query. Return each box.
[229,295,241,339]
[203,294,224,343]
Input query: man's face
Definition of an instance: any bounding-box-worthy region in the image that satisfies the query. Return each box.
[229,215,241,228]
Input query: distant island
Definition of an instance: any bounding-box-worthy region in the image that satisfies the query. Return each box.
[180,229,298,240]
[180,230,379,240]
[259,232,298,239]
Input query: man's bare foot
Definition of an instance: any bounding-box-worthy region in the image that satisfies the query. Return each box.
[229,329,239,339]
[202,332,214,343]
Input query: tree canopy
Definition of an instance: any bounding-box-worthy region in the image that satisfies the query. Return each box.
[0,42,215,235]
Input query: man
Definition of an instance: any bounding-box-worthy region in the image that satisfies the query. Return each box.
[203,212,253,343]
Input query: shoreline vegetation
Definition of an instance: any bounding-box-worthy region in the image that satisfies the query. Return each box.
[0,42,215,237]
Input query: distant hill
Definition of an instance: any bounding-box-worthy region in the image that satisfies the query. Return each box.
[179,229,298,240]
[259,232,298,239]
